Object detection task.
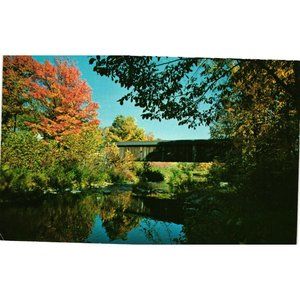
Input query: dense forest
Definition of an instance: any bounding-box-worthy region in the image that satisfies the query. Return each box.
[0,55,299,243]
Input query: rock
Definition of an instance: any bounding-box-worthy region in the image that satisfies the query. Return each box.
[71,190,81,194]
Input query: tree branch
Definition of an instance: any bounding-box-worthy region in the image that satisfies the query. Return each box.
[155,57,193,68]
[260,61,294,97]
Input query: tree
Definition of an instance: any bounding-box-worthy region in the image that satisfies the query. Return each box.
[89,56,299,128]
[104,115,154,142]
[26,59,99,140]
[2,56,38,132]
[209,60,299,204]
[2,56,100,140]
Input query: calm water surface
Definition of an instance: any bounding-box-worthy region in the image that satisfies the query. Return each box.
[0,188,185,244]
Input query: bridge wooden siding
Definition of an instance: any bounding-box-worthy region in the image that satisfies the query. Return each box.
[116,139,232,162]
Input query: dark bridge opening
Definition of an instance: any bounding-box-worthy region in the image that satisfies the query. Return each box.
[116,139,233,162]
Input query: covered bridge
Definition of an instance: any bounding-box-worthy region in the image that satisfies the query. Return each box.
[116,139,233,162]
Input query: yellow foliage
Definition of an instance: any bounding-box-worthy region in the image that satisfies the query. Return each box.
[103,143,136,182]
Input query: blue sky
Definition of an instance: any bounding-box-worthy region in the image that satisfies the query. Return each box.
[34,56,210,140]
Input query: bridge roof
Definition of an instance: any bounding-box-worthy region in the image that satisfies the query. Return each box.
[116,139,225,147]
[116,141,161,146]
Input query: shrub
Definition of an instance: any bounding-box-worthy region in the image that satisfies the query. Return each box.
[0,129,107,192]
[141,169,165,182]
[137,162,164,182]
[1,131,57,192]
[104,143,136,183]
[168,168,196,194]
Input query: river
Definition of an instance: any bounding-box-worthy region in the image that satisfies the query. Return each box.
[0,187,186,244]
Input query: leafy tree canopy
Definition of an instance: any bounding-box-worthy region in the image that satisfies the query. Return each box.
[104,115,154,142]
[89,56,299,128]
[2,56,38,132]
[2,56,100,140]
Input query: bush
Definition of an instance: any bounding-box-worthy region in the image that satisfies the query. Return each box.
[104,144,136,183]
[141,169,165,182]
[1,131,56,192]
[206,162,227,186]
[0,129,107,192]
[168,167,196,194]
[137,162,164,182]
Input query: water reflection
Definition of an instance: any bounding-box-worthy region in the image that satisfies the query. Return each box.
[0,194,98,242]
[86,216,183,244]
[97,191,143,241]
[0,189,185,244]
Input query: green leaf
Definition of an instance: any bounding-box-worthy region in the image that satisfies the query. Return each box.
[89,58,96,65]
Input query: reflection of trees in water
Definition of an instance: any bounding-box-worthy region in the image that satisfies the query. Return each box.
[139,219,175,244]
[98,191,142,241]
[0,193,100,242]
[1,190,185,244]
[98,191,185,243]
[101,214,141,241]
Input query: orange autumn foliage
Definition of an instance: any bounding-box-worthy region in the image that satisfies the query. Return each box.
[3,56,99,140]
[26,59,99,140]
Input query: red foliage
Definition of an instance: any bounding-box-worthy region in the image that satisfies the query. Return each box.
[25,59,99,140]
